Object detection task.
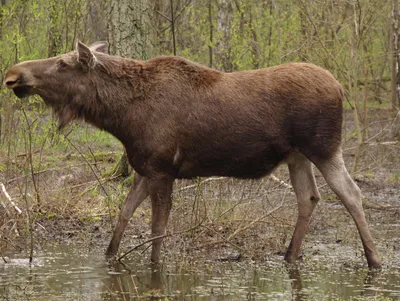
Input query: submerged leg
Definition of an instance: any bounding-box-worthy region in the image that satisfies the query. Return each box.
[285,153,320,263]
[314,150,381,268]
[106,174,149,256]
[148,176,174,263]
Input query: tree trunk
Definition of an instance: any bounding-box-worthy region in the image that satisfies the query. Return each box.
[0,0,5,142]
[249,5,260,69]
[391,0,400,111]
[107,0,156,177]
[47,0,62,57]
[107,0,156,59]
[0,0,5,40]
[208,0,213,68]
[216,0,233,72]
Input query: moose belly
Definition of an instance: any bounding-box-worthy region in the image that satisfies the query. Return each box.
[176,145,289,179]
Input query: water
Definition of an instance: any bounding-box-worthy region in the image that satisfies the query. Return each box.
[1,245,400,300]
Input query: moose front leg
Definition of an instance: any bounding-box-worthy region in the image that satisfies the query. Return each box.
[148,175,174,263]
[106,174,149,256]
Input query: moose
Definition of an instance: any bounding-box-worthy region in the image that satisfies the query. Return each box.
[4,41,381,268]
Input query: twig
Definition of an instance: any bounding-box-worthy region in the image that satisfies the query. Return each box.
[118,221,204,261]
[1,252,7,263]
[227,198,285,242]
[64,135,115,230]
[367,141,398,146]
[0,236,23,251]
[22,109,42,209]
[269,174,292,189]
[0,183,22,214]
[155,10,171,22]
[175,174,292,194]
[362,198,400,210]
[194,200,285,250]
[175,177,226,193]
[64,136,109,197]
[5,162,105,185]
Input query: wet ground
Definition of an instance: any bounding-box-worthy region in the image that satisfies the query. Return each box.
[1,223,400,301]
[1,158,399,300]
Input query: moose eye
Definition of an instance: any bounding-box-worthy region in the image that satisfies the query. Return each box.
[57,59,68,70]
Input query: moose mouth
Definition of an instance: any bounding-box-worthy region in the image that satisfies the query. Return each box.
[12,85,33,98]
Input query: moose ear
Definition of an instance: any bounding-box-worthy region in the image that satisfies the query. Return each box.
[77,40,95,68]
[89,41,108,54]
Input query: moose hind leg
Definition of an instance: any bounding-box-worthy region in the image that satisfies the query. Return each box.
[315,150,381,268]
[106,174,149,256]
[148,176,174,263]
[285,153,321,263]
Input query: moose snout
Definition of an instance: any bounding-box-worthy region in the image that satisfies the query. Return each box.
[4,68,23,89]
[4,77,20,88]
[3,66,35,98]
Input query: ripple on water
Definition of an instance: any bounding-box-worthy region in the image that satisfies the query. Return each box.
[1,245,400,300]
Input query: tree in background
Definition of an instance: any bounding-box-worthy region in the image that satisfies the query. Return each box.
[107,0,157,177]
[215,0,233,72]
[391,0,400,139]
[107,0,156,59]
[392,0,400,111]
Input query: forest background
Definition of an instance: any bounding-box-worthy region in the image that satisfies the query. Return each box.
[0,0,399,261]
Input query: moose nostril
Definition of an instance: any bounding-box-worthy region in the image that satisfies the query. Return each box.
[5,79,18,86]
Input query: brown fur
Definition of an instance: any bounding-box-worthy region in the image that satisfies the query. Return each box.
[3,41,381,268]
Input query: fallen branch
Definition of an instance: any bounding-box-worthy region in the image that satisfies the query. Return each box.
[118,220,205,261]
[326,198,399,210]
[175,174,292,194]
[0,183,22,214]
[175,177,226,193]
[363,200,400,210]
[269,174,292,189]
[366,141,398,146]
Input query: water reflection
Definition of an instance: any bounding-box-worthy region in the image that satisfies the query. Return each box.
[0,245,400,300]
[102,261,165,299]
[286,265,308,301]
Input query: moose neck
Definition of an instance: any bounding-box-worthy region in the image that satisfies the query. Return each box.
[48,56,149,146]
[89,57,149,144]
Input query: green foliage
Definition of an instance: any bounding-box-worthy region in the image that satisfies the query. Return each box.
[158,0,392,106]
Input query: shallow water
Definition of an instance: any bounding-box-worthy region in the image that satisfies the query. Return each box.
[1,245,400,300]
